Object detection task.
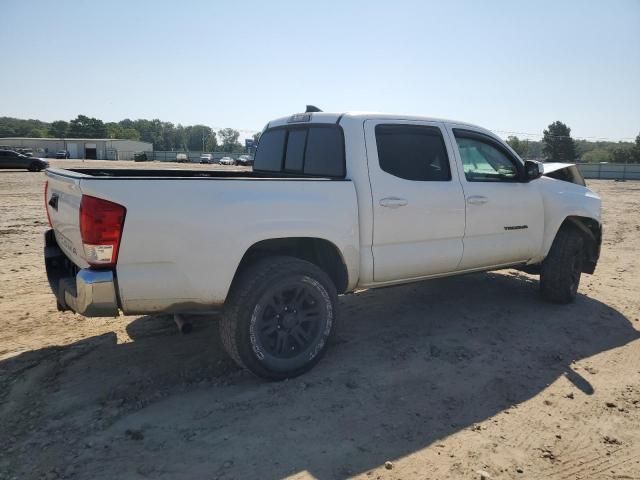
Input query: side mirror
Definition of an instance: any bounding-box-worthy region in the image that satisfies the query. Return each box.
[524,160,543,182]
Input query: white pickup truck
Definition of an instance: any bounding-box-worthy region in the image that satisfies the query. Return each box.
[44,110,602,379]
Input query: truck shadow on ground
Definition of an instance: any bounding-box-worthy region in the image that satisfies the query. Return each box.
[1,271,638,479]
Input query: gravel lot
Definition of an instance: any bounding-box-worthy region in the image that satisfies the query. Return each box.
[1,161,639,480]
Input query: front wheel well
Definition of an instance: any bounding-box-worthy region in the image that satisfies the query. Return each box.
[557,216,602,274]
[232,237,349,294]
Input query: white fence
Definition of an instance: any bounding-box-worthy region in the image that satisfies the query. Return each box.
[576,163,640,180]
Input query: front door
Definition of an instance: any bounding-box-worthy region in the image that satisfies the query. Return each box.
[365,120,466,282]
[447,126,544,270]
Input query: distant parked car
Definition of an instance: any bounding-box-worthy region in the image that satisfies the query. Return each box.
[236,155,253,166]
[176,153,189,163]
[0,149,49,171]
[200,153,214,164]
[55,150,70,159]
[219,156,235,166]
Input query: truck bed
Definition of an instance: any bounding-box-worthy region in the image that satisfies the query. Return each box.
[50,167,345,181]
[44,167,359,314]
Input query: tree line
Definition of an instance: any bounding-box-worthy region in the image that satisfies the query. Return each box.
[1,115,638,162]
[0,115,261,153]
[506,121,640,163]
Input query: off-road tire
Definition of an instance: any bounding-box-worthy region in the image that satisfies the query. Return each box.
[540,225,584,304]
[221,256,338,380]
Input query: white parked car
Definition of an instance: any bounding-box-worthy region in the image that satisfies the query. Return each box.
[43,110,602,380]
[219,156,235,165]
[175,153,188,163]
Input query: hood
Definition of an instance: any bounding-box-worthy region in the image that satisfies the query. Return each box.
[542,162,586,186]
[542,162,574,174]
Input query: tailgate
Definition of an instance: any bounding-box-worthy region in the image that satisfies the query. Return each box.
[45,169,89,268]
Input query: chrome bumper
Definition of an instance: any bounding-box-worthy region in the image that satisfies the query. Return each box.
[44,230,119,317]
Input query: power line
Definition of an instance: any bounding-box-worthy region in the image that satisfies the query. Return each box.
[493,129,636,142]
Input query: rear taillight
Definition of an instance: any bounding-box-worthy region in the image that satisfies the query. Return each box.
[44,181,52,227]
[79,195,126,267]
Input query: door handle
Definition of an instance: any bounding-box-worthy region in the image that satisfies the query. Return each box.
[379,197,408,208]
[466,195,488,205]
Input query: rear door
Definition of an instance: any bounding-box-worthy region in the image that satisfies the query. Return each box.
[365,120,466,282]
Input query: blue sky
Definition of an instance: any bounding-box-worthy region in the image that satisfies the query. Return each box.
[1,0,639,140]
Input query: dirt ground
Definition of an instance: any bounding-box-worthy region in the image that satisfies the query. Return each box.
[1,161,639,480]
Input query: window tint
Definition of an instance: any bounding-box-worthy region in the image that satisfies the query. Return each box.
[375,125,451,181]
[284,129,307,171]
[253,129,286,171]
[253,125,345,177]
[304,127,344,176]
[454,134,520,182]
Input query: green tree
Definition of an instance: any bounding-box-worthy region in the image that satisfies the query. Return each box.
[252,131,262,143]
[120,128,140,140]
[68,115,108,138]
[542,121,576,162]
[28,128,48,138]
[105,122,122,138]
[506,136,529,158]
[610,146,634,163]
[187,125,216,151]
[206,132,218,151]
[582,148,610,163]
[218,128,243,153]
[633,133,640,163]
[49,120,69,137]
[0,124,16,136]
[0,116,50,137]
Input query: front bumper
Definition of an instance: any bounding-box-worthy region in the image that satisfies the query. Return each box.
[44,229,119,317]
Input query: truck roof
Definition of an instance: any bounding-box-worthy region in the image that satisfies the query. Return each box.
[267,111,491,134]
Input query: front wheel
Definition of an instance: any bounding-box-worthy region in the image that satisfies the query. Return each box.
[540,226,584,304]
[221,256,337,380]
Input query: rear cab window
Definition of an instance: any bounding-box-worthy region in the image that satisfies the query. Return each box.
[253,125,345,177]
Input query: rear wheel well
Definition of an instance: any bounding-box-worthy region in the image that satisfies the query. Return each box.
[232,238,349,294]
[558,216,601,274]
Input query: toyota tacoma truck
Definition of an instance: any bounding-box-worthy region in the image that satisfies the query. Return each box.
[43,110,602,379]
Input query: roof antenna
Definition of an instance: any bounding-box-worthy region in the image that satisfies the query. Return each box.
[305,105,322,113]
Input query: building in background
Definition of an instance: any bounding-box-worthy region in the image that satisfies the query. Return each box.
[0,138,152,160]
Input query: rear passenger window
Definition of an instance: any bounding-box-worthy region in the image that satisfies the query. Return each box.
[254,125,345,177]
[375,125,451,181]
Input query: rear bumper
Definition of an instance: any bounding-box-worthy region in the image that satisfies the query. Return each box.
[44,229,120,317]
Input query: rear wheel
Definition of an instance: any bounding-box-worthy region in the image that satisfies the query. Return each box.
[221,256,338,380]
[28,162,42,172]
[540,226,584,304]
